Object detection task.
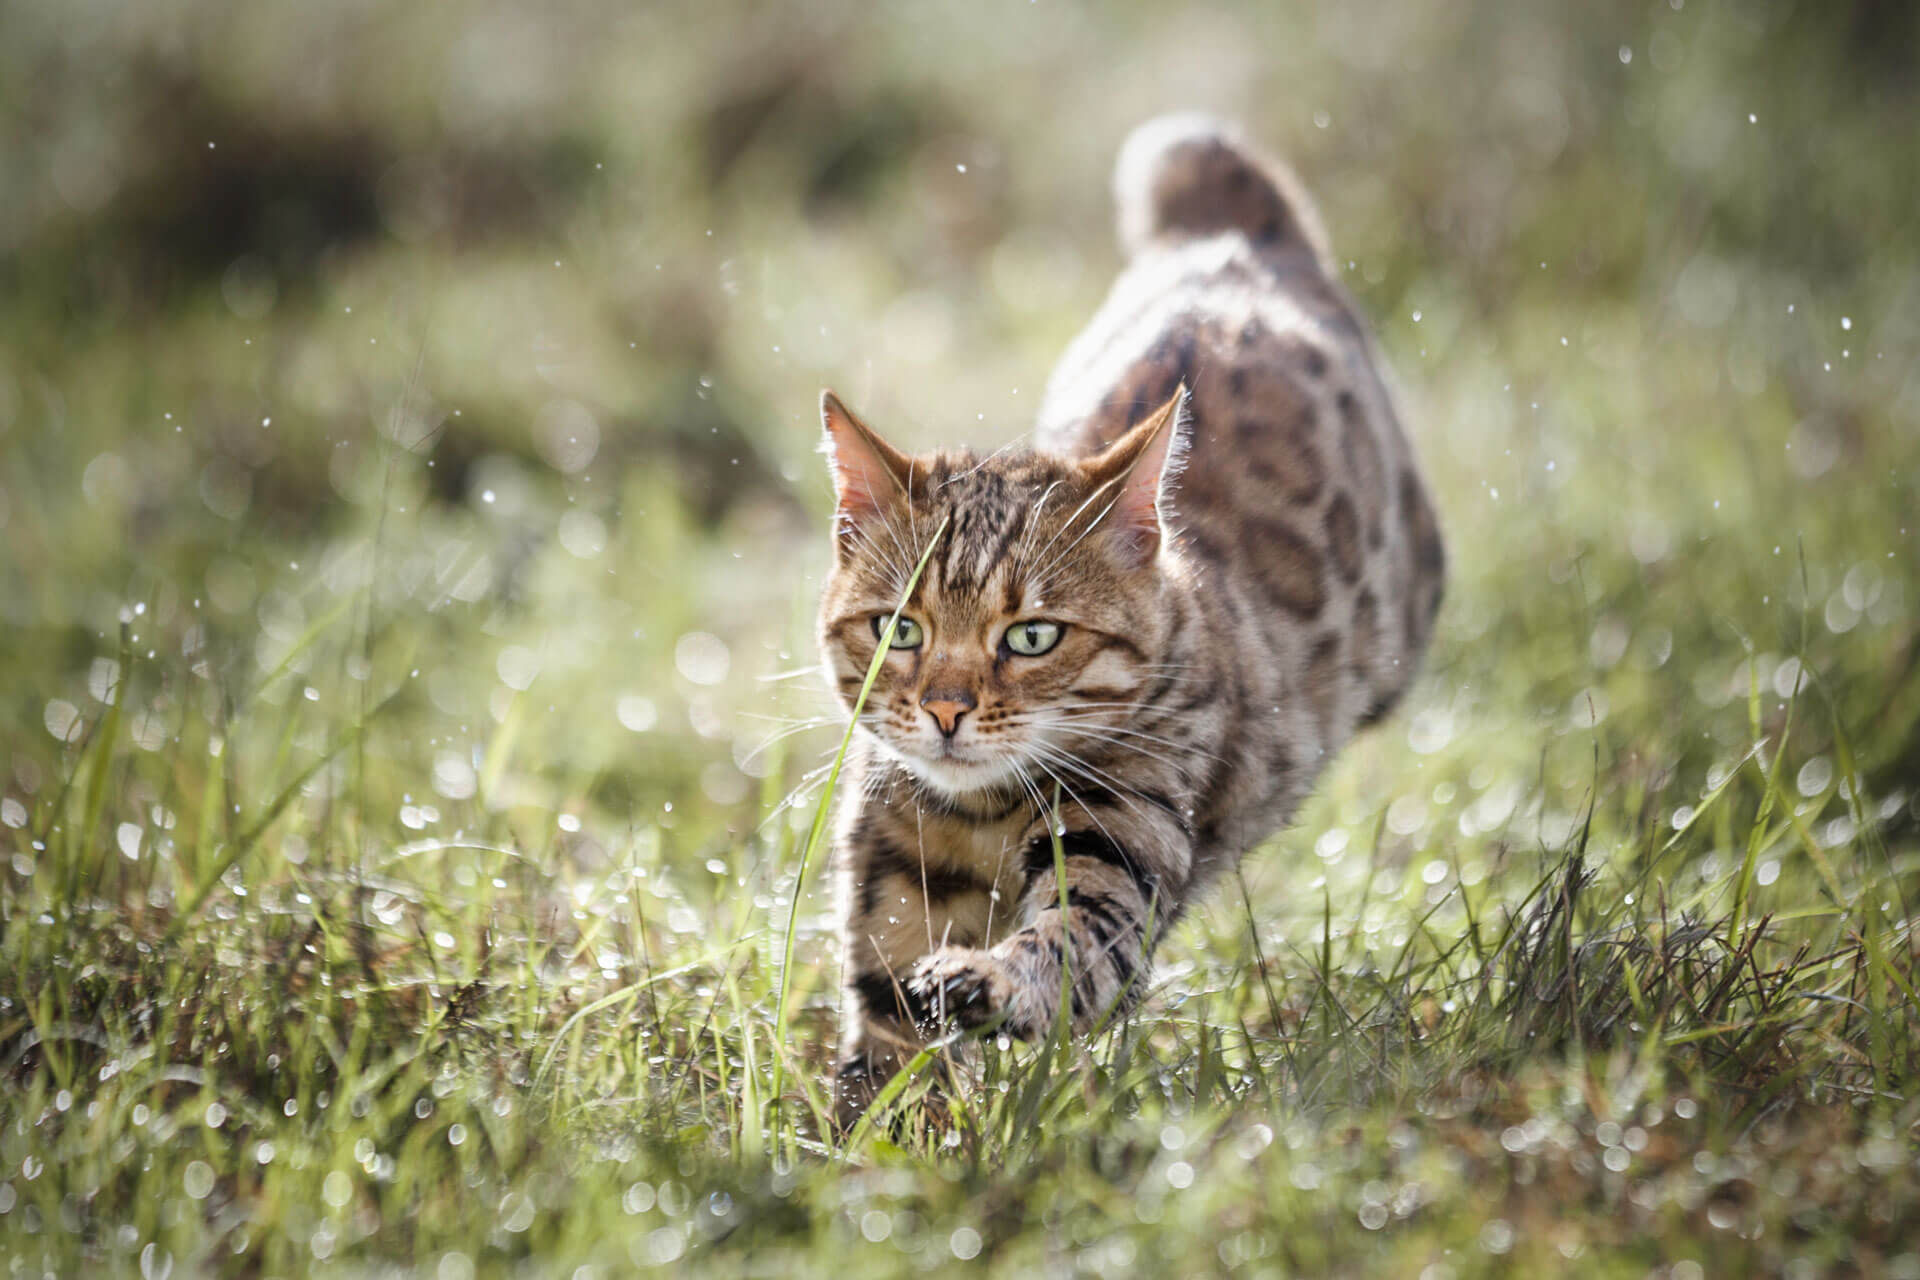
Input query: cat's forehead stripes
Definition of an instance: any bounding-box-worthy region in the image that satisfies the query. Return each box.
[904,454,1076,603]
[931,469,1024,594]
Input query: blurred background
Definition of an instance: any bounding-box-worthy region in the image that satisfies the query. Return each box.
[3,0,1917,958]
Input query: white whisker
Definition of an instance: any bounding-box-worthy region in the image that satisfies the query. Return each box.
[1029,724,1212,773]
[1018,474,1123,587]
[1026,753,1126,848]
[1023,742,1159,829]
[757,663,829,683]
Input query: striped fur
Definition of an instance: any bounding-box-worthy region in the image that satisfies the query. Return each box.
[818,114,1444,1124]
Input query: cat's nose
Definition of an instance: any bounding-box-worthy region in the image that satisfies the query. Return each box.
[919,689,977,738]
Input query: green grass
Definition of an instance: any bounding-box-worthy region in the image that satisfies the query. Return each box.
[5,2,1920,1276]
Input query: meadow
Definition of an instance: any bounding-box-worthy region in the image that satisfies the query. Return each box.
[3,2,1918,1275]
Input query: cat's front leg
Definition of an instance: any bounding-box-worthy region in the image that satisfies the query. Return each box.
[908,818,1187,1040]
[832,789,998,1126]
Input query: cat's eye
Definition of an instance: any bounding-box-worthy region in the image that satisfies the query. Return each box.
[871,614,924,650]
[1004,620,1063,656]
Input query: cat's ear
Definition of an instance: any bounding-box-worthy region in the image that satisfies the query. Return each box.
[819,390,913,535]
[1085,385,1191,567]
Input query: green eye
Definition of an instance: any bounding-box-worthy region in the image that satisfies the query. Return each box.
[1004,620,1062,656]
[872,614,924,650]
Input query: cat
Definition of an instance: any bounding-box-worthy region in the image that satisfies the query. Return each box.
[815,113,1444,1124]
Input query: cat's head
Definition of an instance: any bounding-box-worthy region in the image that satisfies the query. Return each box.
[815,389,1188,800]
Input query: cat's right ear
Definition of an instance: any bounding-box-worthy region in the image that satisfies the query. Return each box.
[1082,385,1191,568]
[820,391,913,537]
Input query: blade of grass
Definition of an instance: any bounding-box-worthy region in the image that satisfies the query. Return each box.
[249,596,353,703]
[841,1032,959,1155]
[533,943,748,1086]
[477,689,528,809]
[1656,739,1768,862]
[1732,682,1796,942]
[1775,783,1852,908]
[66,626,132,904]
[768,515,948,1132]
[170,687,405,932]
[1009,782,1074,1138]
[1859,893,1897,1107]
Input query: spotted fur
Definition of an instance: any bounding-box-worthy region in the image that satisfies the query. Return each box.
[817,114,1444,1124]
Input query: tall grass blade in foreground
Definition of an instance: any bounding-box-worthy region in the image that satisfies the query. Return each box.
[768,515,949,1138]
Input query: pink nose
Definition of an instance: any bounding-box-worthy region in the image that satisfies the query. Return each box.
[920,691,976,737]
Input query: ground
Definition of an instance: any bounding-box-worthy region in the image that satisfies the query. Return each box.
[3,2,1918,1276]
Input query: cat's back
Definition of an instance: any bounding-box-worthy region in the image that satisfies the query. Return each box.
[1037,113,1443,739]
[1036,114,1348,446]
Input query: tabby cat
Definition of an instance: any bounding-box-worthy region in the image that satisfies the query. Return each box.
[816,114,1444,1122]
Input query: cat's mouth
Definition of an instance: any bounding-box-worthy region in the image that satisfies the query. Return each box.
[874,733,1027,798]
[912,754,1024,797]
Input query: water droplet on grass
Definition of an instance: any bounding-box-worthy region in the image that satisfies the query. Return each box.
[647,1228,684,1263]
[43,699,80,742]
[497,646,541,691]
[618,695,658,732]
[675,632,731,686]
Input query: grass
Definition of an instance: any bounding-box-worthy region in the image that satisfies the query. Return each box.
[5,2,1920,1276]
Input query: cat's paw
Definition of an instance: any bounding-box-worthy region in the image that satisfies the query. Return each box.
[908,946,1013,1033]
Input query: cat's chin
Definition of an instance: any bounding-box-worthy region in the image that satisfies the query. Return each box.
[875,741,1026,801]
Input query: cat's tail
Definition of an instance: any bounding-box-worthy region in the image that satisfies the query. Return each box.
[1114,112,1330,268]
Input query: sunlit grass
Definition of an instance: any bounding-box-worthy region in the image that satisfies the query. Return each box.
[7,598,1916,1274]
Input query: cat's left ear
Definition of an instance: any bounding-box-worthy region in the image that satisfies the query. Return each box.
[1085,385,1191,568]
[819,390,915,537]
